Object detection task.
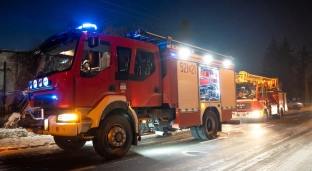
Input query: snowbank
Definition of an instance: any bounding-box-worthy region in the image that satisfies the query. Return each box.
[0,128,28,139]
[0,128,54,151]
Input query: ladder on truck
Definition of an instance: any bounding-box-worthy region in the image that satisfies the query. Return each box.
[127,29,234,61]
[236,71,280,91]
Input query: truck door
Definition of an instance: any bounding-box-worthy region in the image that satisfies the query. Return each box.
[128,49,162,107]
[75,41,113,107]
[219,68,236,122]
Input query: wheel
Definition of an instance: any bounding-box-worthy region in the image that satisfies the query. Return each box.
[293,105,301,110]
[92,115,133,159]
[54,136,86,151]
[190,126,201,139]
[197,111,219,140]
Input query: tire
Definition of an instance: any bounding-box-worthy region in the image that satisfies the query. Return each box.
[92,115,133,159]
[54,136,86,151]
[190,126,201,139]
[197,111,219,140]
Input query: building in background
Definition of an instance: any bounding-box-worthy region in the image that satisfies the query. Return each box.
[0,49,33,121]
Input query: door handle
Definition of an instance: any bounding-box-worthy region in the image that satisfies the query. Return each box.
[154,87,159,93]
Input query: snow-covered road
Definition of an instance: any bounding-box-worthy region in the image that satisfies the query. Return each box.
[1,108,312,171]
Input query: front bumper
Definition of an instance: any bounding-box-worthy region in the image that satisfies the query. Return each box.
[25,108,92,136]
[232,111,263,119]
[43,115,79,136]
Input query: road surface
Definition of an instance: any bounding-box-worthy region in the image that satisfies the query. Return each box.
[1,109,312,171]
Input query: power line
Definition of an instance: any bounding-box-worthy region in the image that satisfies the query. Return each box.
[120,0,170,20]
[77,0,176,33]
[97,0,168,23]
[78,0,155,25]
[121,0,154,12]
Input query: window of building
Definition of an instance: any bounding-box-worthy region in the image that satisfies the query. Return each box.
[134,49,155,76]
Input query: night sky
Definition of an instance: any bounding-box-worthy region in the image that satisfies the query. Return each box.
[1,0,312,74]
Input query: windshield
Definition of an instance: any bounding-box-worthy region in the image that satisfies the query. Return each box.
[36,31,80,77]
[236,83,256,99]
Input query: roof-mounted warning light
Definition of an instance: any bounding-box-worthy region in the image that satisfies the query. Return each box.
[77,23,97,32]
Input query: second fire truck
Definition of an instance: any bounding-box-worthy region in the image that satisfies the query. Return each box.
[22,23,236,159]
[232,71,288,121]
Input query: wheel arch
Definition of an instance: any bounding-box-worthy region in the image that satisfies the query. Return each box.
[101,103,139,145]
[100,101,138,134]
[87,95,139,145]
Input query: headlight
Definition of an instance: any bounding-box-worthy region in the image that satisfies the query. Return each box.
[29,81,33,89]
[43,77,49,87]
[33,80,38,89]
[252,110,261,117]
[57,113,79,122]
[38,78,42,87]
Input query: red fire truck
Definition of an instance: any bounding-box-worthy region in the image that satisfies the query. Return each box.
[232,71,287,121]
[23,23,236,159]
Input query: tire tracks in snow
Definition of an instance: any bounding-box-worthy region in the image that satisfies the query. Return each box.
[190,115,312,171]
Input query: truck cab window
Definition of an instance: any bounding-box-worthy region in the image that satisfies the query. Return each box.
[81,41,110,77]
[134,50,155,76]
[117,47,132,73]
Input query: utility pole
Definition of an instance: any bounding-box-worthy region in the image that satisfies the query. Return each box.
[305,66,309,104]
[1,61,6,117]
[299,46,310,105]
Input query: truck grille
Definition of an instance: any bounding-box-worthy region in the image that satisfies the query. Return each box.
[34,95,55,108]
[237,103,252,109]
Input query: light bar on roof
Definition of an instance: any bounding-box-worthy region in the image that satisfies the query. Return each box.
[204,55,213,64]
[77,23,97,31]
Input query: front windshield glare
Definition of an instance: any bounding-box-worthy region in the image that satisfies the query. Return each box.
[37,38,78,77]
[237,84,255,99]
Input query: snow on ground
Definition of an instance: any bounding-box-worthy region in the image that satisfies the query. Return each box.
[0,128,54,151]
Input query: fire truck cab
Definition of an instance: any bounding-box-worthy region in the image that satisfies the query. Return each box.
[232,71,288,121]
[24,24,236,159]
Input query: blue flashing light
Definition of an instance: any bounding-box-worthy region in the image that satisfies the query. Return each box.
[170,52,176,57]
[77,23,97,31]
[52,95,58,100]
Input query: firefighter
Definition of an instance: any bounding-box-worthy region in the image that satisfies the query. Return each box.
[238,91,243,98]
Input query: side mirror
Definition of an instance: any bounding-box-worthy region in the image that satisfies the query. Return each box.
[88,36,99,48]
[88,51,100,68]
